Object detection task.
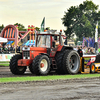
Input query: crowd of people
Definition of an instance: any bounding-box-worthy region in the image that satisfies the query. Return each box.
[74,46,96,55]
[0,44,20,54]
[0,42,99,55]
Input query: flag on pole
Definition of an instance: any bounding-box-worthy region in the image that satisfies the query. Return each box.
[40,17,45,32]
[95,21,98,42]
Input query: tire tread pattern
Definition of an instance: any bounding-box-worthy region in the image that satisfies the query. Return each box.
[63,50,80,74]
[32,55,50,75]
[10,54,26,75]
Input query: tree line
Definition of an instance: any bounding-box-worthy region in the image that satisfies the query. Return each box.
[62,0,100,41]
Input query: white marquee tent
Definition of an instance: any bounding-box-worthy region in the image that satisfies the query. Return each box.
[0,37,8,43]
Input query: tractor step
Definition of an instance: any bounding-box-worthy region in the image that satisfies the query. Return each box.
[52,58,57,69]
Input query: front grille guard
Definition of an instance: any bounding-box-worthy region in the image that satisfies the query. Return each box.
[23,51,30,59]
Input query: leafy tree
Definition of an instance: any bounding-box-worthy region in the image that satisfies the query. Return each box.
[62,0,100,41]
[14,23,27,31]
[0,24,4,33]
[35,27,40,31]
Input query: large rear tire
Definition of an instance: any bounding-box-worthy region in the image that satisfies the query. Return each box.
[10,54,26,75]
[31,55,50,75]
[63,50,80,74]
[55,51,66,74]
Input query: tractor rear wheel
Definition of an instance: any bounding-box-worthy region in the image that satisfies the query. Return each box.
[10,54,26,75]
[63,50,80,74]
[55,51,66,74]
[90,63,95,73]
[32,55,50,75]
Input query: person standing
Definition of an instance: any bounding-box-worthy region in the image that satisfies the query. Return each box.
[77,46,83,57]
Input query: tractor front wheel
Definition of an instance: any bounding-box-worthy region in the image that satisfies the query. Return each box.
[10,54,26,75]
[31,55,50,75]
[29,64,34,74]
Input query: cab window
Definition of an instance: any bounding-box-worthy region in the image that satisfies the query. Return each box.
[37,35,50,48]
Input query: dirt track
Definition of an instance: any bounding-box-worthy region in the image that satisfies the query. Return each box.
[0,67,100,100]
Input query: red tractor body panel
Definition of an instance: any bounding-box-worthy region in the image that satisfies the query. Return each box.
[18,59,33,66]
[18,47,47,66]
[50,45,63,57]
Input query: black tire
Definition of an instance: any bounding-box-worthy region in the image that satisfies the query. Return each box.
[55,51,66,74]
[10,54,26,75]
[31,55,50,75]
[95,54,100,63]
[90,63,95,73]
[63,50,80,74]
[29,64,34,74]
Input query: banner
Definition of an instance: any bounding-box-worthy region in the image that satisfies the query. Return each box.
[0,54,15,61]
[83,37,95,47]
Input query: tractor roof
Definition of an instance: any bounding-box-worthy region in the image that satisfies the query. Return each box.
[38,30,62,36]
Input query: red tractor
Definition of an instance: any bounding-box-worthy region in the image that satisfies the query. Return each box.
[10,30,80,75]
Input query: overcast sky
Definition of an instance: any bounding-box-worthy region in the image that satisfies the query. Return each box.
[0,0,100,31]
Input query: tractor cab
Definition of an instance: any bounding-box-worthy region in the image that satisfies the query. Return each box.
[36,31,64,48]
[36,34,51,48]
[35,31,64,57]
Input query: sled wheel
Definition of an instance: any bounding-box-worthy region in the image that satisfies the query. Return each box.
[90,63,95,73]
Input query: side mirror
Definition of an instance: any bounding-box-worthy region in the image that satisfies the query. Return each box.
[52,41,55,48]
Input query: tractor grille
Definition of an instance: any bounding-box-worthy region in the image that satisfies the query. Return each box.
[23,51,30,59]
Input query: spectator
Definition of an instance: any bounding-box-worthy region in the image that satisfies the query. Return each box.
[16,46,20,53]
[0,44,3,53]
[10,45,13,53]
[74,46,77,51]
[4,45,7,53]
[90,48,94,54]
[77,46,83,57]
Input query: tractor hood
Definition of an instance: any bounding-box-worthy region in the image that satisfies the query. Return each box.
[22,47,47,60]
[22,47,47,52]
[30,47,47,52]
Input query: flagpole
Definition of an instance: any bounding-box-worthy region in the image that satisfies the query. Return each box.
[40,17,45,32]
[94,21,98,53]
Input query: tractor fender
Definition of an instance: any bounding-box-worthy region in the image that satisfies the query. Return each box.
[61,46,73,52]
[40,53,49,57]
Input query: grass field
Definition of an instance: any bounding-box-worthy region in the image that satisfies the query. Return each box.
[0,61,9,66]
[0,73,100,83]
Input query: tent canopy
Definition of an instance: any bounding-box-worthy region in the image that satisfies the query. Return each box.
[0,37,8,43]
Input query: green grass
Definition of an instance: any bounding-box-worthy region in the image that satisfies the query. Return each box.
[0,61,9,66]
[0,63,9,66]
[0,74,100,83]
[0,61,9,63]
